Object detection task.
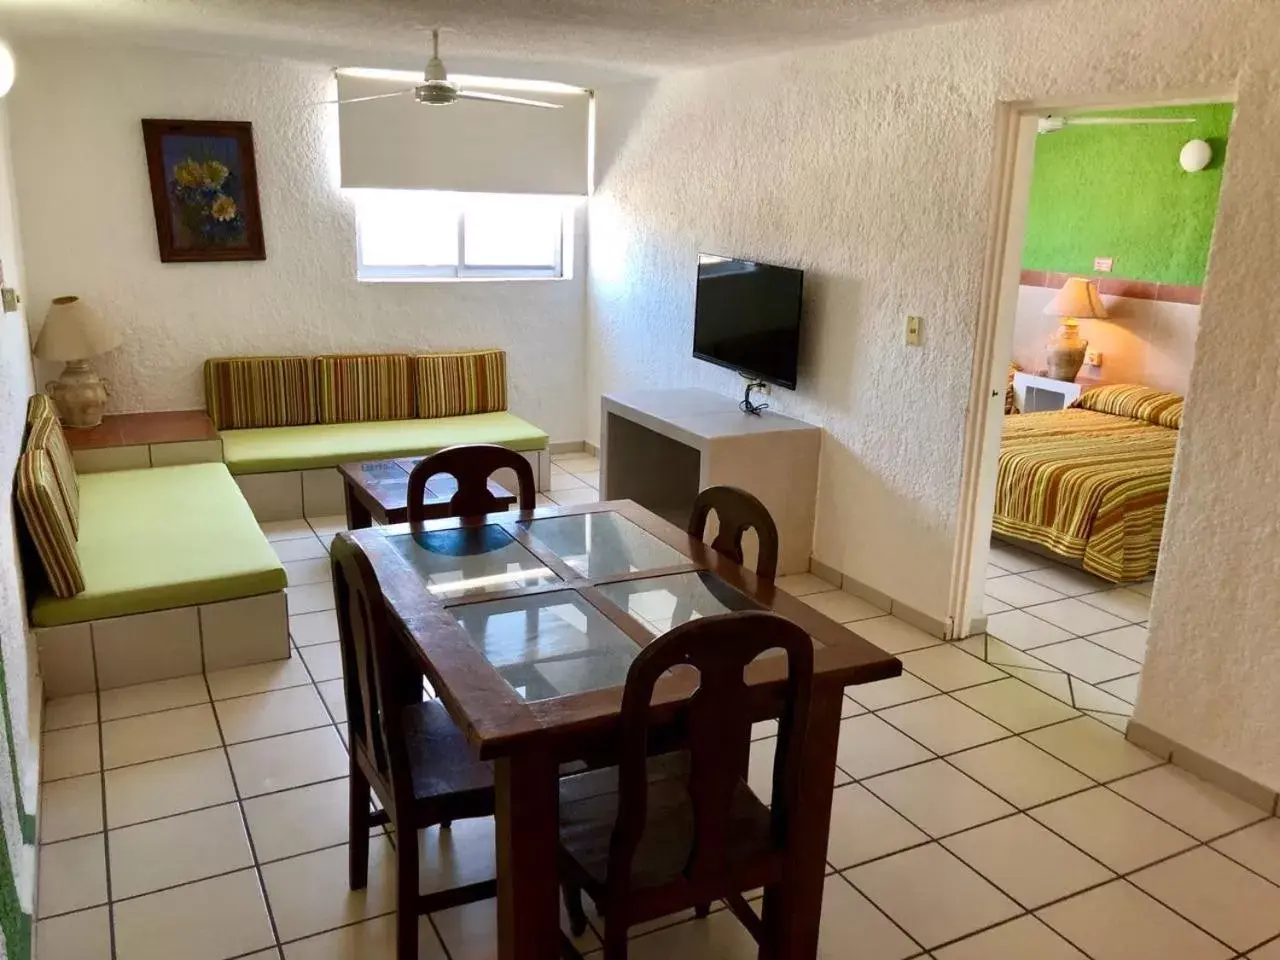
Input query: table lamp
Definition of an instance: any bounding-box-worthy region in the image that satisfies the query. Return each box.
[34,295,122,428]
[1043,277,1107,381]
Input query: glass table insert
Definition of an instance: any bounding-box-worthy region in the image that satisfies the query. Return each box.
[520,511,689,580]
[594,569,763,636]
[387,525,562,600]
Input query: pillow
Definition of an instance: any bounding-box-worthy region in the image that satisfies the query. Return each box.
[1072,384,1184,428]
[25,415,80,537]
[26,393,57,425]
[204,357,317,430]
[314,354,414,424]
[414,350,508,419]
[15,449,85,598]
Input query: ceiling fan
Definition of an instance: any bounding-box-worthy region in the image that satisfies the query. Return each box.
[329,29,563,110]
[1037,115,1195,134]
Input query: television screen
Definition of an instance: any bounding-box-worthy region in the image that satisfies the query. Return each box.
[692,254,804,389]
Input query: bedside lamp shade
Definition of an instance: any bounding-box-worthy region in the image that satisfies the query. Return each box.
[35,296,122,361]
[1043,277,1108,320]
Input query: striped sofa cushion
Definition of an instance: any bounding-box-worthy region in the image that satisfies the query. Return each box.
[414,350,508,419]
[204,357,317,430]
[16,449,84,597]
[1073,384,1184,429]
[25,415,80,537]
[315,354,414,424]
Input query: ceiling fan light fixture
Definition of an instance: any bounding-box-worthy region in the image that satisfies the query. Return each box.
[415,81,459,105]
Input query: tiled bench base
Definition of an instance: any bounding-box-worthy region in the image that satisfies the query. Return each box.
[234,451,553,522]
[36,591,290,696]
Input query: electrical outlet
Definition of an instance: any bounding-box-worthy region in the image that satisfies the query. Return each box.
[905,316,923,346]
[1094,257,1113,273]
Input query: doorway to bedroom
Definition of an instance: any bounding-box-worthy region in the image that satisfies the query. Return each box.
[953,97,1234,731]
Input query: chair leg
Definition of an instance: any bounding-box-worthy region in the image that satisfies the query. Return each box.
[348,761,371,890]
[602,920,628,960]
[563,882,589,938]
[395,830,420,960]
[440,819,452,830]
[694,902,711,919]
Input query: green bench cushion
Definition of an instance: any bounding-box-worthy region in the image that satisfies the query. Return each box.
[219,412,550,475]
[32,463,286,628]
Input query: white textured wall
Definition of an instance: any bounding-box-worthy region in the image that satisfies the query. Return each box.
[7,41,587,441]
[589,0,1280,786]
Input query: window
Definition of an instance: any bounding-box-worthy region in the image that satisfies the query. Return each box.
[353,190,571,281]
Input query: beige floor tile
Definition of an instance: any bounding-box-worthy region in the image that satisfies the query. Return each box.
[431,884,598,960]
[263,519,319,541]
[815,874,922,960]
[1211,819,1280,885]
[934,915,1087,960]
[801,589,885,624]
[207,656,313,700]
[1029,638,1141,684]
[307,514,349,536]
[1098,673,1141,703]
[1024,716,1162,781]
[285,557,332,587]
[834,714,934,780]
[228,725,349,797]
[1022,564,1115,597]
[1037,880,1232,960]
[1252,938,1280,960]
[847,843,1020,949]
[878,695,1010,755]
[847,673,940,711]
[109,802,254,899]
[987,543,1047,574]
[316,678,347,723]
[216,685,332,744]
[284,913,447,960]
[850,616,942,655]
[1022,597,1127,636]
[1030,787,1197,872]
[1084,710,1129,732]
[35,905,111,960]
[943,813,1113,908]
[826,783,929,869]
[1080,587,1151,622]
[615,909,758,960]
[984,609,1074,650]
[752,718,779,740]
[243,777,353,863]
[953,677,1079,733]
[898,645,1006,692]
[979,635,1070,672]
[948,737,1093,809]
[261,836,396,942]
[774,573,838,597]
[39,772,103,843]
[983,594,1012,614]
[287,582,337,615]
[38,834,107,916]
[273,536,328,562]
[113,868,276,960]
[99,675,211,722]
[1085,624,1148,661]
[549,466,589,491]
[750,737,850,802]
[1000,664,1075,704]
[44,693,98,731]
[291,609,341,648]
[1069,679,1135,716]
[101,703,221,769]
[300,641,344,682]
[863,760,1014,838]
[547,487,600,506]
[1131,847,1280,952]
[985,574,1066,607]
[42,725,101,781]
[105,747,237,828]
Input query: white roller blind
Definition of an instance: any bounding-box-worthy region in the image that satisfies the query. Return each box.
[337,74,591,195]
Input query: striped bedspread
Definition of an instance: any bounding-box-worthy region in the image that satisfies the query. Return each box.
[994,409,1178,582]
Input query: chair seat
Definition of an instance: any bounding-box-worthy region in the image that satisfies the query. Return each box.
[558,752,774,892]
[403,700,494,804]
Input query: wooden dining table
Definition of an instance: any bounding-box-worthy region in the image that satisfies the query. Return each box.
[347,498,902,960]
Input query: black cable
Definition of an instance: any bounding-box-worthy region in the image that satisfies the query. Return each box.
[740,381,769,416]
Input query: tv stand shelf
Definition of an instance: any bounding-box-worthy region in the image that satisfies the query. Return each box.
[600,389,821,576]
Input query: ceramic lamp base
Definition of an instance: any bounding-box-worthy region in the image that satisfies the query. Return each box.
[47,359,111,428]
[1046,321,1088,382]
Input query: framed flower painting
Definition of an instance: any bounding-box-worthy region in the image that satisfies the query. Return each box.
[141,119,266,262]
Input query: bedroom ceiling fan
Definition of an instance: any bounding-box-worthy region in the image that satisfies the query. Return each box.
[327,29,563,110]
[1036,115,1195,134]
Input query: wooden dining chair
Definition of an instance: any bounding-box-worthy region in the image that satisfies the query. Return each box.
[558,610,815,960]
[331,534,497,960]
[407,443,537,523]
[687,485,780,580]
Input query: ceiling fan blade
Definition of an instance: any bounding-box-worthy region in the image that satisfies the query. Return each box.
[457,89,563,109]
[320,88,417,105]
[1063,116,1196,126]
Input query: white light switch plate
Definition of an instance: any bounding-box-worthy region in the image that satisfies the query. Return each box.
[905,316,923,346]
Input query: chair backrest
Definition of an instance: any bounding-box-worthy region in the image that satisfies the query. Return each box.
[331,534,418,807]
[687,486,779,581]
[407,443,537,523]
[608,610,813,897]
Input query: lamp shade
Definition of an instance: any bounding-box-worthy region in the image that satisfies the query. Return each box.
[1043,277,1108,320]
[34,296,122,361]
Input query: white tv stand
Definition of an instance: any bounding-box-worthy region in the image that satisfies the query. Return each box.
[599,388,821,575]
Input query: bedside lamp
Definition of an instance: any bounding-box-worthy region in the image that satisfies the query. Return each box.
[34,296,122,428]
[1043,277,1107,382]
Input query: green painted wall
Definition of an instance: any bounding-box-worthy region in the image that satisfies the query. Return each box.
[1022,103,1232,285]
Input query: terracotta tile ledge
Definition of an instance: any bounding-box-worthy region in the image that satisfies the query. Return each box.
[1021,270,1202,305]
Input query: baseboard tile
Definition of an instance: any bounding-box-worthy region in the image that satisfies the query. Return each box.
[888,599,950,640]
[839,573,894,614]
[583,440,599,457]
[1127,720,1278,813]
[807,560,950,639]
[808,557,842,587]
[548,441,588,455]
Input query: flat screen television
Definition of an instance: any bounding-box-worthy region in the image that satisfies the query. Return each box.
[692,254,804,389]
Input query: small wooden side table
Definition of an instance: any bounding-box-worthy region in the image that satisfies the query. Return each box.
[338,458,516,529]
[63,410,221,473]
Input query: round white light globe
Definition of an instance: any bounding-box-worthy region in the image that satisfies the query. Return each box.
[0,41,13,99]
[1179,138,1212,173]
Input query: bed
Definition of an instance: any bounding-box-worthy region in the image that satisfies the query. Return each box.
[994,384,1184,582]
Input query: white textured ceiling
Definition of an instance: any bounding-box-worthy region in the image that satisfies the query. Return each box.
[0,0,1042,82]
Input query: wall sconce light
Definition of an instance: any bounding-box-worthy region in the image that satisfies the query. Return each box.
[0,40,13,99]
[1179,139,1212,173]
